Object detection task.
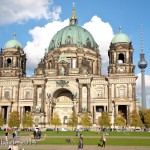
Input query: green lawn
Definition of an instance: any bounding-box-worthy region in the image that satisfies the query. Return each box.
[0,131,150,146]
[0,131,150,137]
[37,137,150,146]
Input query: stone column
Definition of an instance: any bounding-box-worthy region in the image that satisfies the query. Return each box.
[127,84,129,98]
[7,106,10,124]
[87,84,91,113]
[20,107,22,123]
[0,106,2,114]
[114,84,116,98]
[49,102,52,121]
[105,85,107,99]
[127,105,130,125]
[132,83,136,110]
[71,58,73,68]
[108,84,112,113]
[91,60,94,74]
[104,106,106,112]
[93,105,96,124]
[41,85,45,113]
[0,86,2,99]
[115,104,118,115]
[15,85,19,112]
[2,107,4,118]
[78,84,82,113]
[33,85,37,112]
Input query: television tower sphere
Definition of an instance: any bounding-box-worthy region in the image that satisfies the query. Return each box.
[138,51,148,69]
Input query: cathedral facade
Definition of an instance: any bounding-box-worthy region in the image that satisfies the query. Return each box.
[0,7,138,128]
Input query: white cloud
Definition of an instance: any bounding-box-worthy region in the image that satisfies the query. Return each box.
[0,0,61,24]
[82,16,114,74]
[24,19,69,72]
[136,73,150,108]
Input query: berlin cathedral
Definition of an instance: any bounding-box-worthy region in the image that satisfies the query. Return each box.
[0,6,139,128]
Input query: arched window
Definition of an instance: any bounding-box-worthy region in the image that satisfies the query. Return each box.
[64,116,68,124]
[118,53,124,63]
[7,58,12,67]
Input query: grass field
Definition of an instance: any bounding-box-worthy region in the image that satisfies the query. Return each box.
[37,137,150,146]
[0,131,150,146]
[0,130,150,136]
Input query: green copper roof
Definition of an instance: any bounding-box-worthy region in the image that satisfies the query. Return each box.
[48,4,99,53]
[48,25,99,52]
[4,39,22,49]
[112,32,130,44]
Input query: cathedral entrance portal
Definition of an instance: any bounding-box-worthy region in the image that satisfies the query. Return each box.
[52,89,74,125]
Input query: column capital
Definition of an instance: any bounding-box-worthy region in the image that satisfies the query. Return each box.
[78,83,82,88]
[87,84,91,88]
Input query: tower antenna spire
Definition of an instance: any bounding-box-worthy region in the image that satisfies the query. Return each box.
[141,23,144,53]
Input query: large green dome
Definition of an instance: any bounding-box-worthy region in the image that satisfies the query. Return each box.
[112,27,130,44]
[5,39,22,49]
[48,9,99,53]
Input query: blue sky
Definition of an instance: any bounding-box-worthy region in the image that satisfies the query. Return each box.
[0,0,150,107]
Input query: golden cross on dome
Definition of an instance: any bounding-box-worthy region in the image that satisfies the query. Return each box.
[72,2,75,9]
[13,33,16,39]
[119,26,122,33]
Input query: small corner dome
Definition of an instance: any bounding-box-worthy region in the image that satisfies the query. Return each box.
[112,33,130,44]
[4,39,23,49]
[111,27,130,44]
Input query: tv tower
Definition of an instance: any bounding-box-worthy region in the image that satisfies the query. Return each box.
[138,24,148,108]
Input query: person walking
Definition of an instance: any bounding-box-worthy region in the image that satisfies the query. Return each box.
[101,133,106,148]
[5,130,9,142]
[78,134,83,149]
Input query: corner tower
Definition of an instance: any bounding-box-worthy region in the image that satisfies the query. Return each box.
[108,27,135,75]
[0,33,26,77]
[107,27,137,126]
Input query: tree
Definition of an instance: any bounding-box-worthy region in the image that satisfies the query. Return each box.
[50,112,61,129]
[0,114,4,127]
[67,111,78,130]
[22,112,33,128]
[114,111,126,127]
[8,111,20,128]
[143,109,150,128]
[130,110,143,128]
[99,111,110,127]
[80,112,92,128]
[139,108,147,126]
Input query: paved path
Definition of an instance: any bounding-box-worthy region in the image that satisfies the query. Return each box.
[0,145,150,150]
